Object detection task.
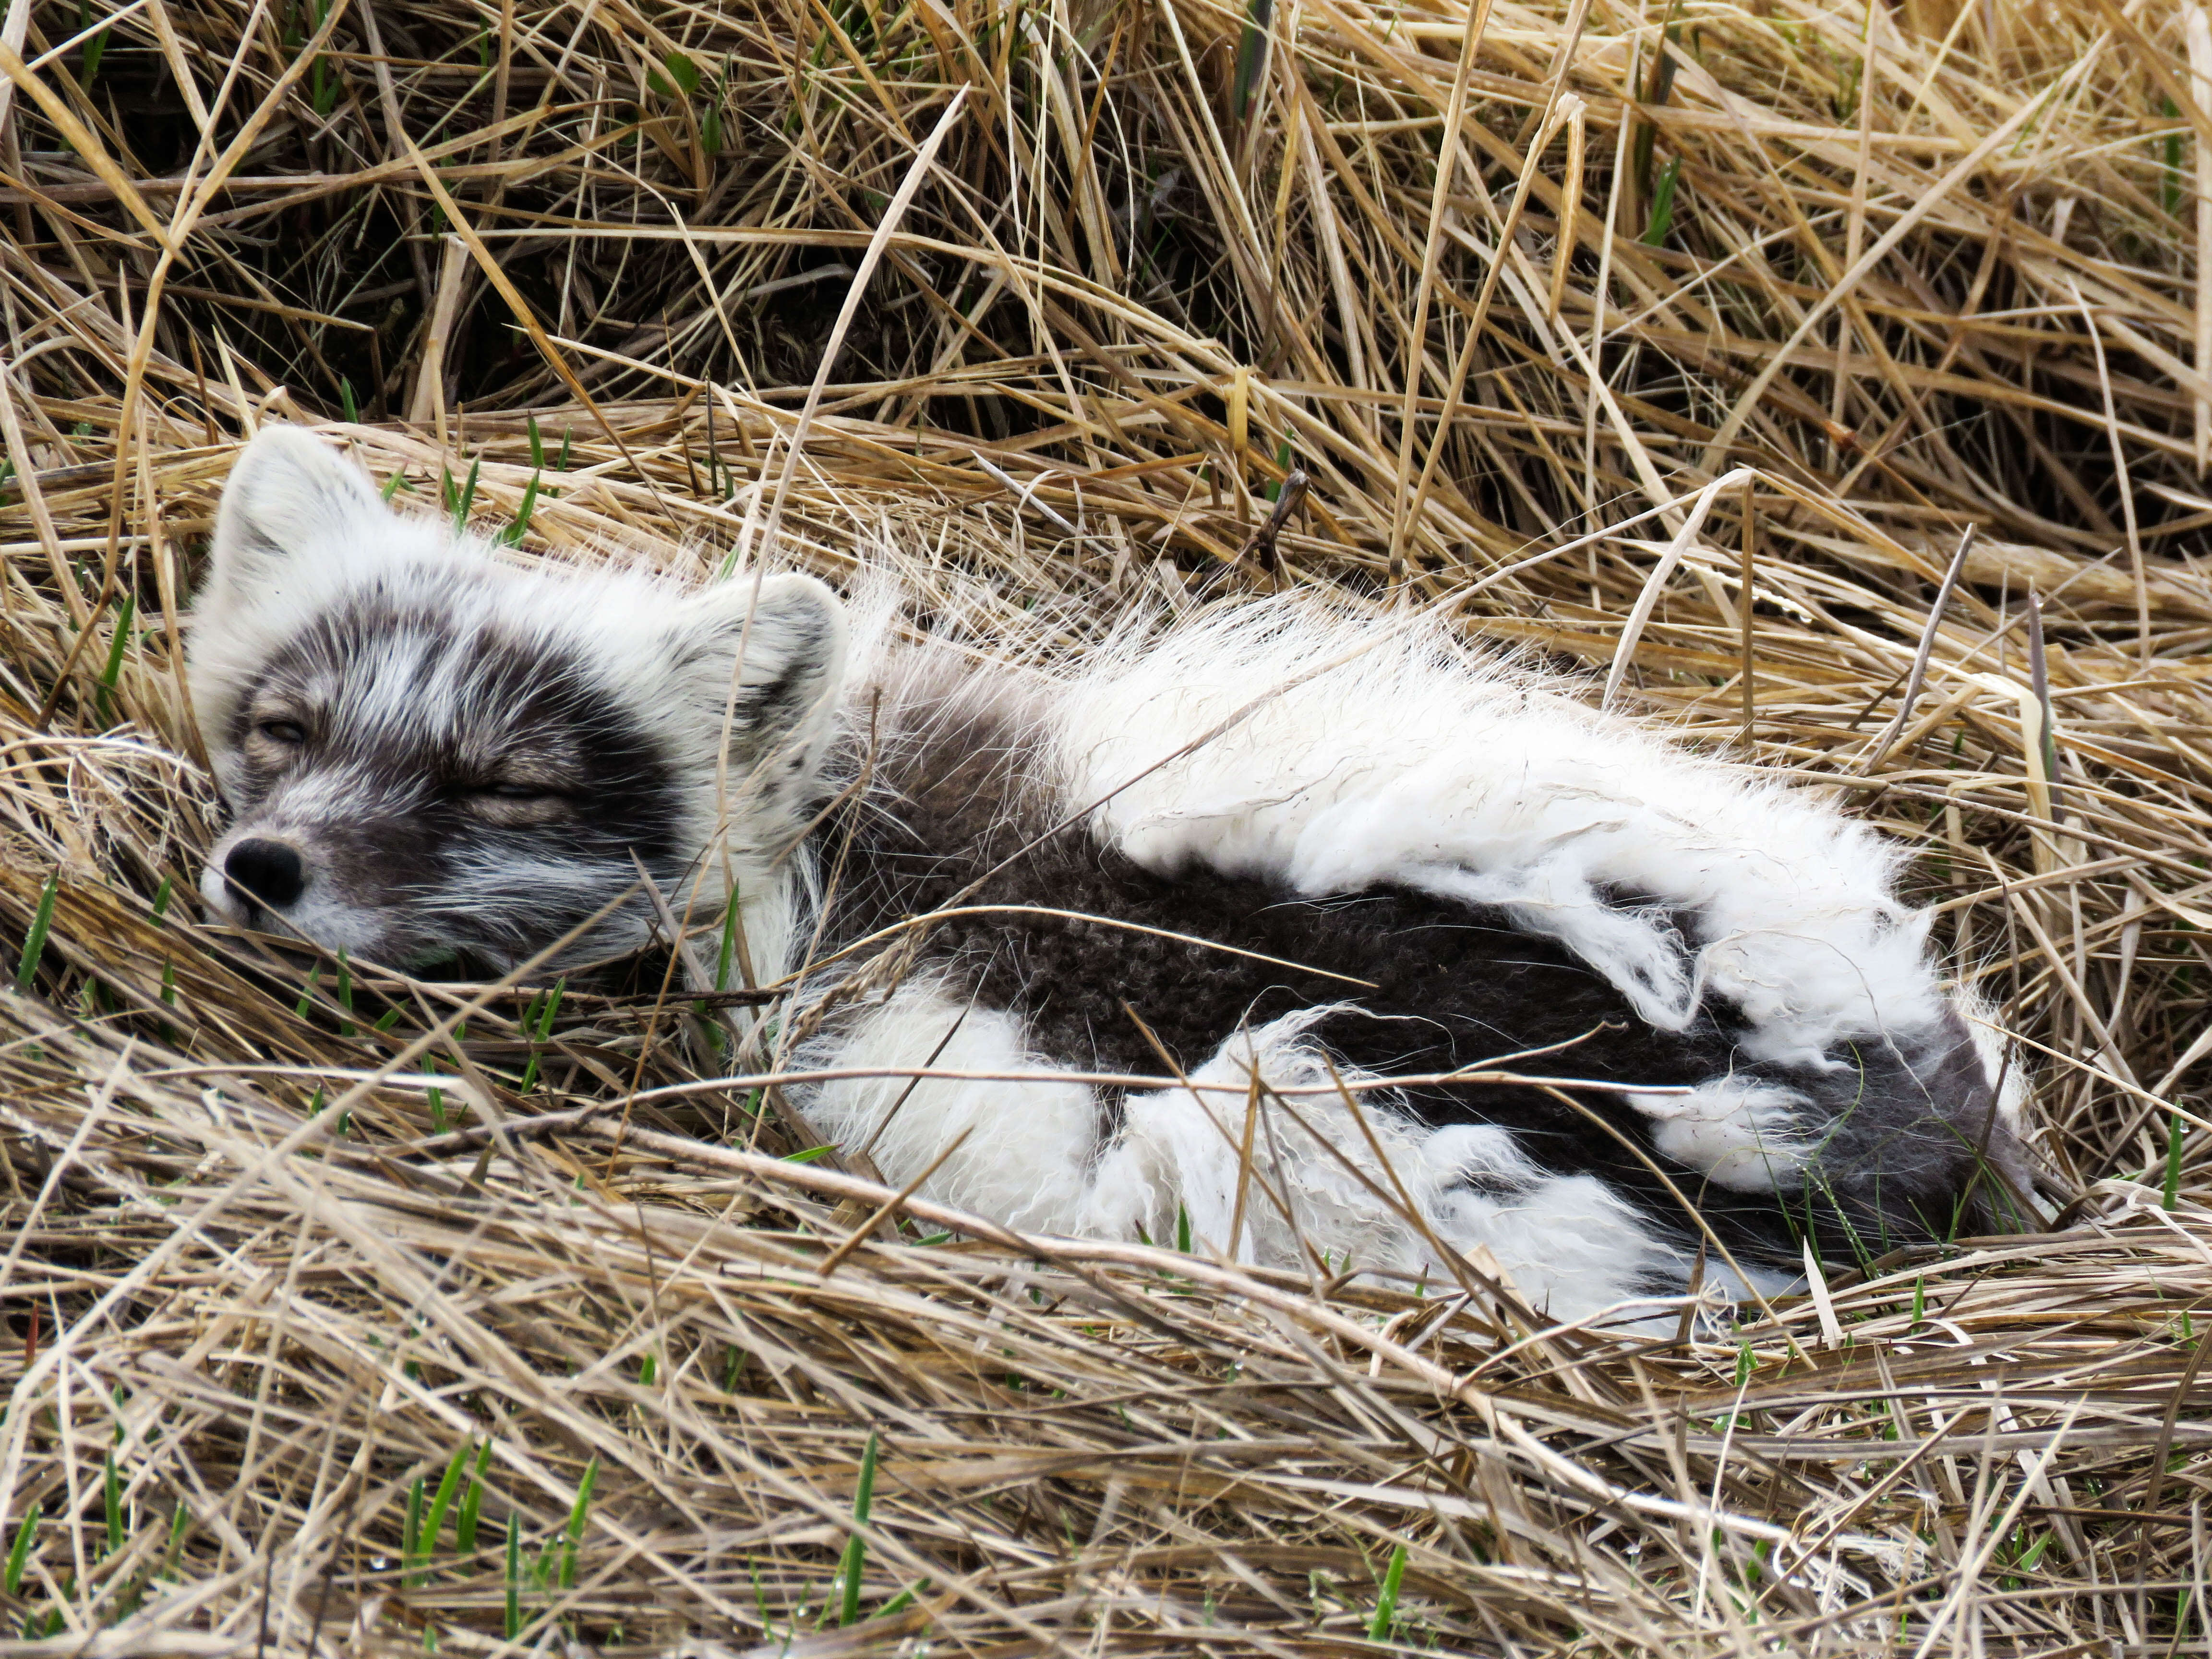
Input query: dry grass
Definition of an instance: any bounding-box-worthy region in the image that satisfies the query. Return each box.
[3,0,2212,1650]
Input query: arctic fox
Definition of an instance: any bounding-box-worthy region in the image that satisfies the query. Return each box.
[190,426,2037,1323]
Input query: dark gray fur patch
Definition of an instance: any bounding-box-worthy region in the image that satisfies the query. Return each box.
[811,686,2026,1275]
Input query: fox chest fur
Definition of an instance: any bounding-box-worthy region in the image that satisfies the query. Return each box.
[189,427,2038,1326]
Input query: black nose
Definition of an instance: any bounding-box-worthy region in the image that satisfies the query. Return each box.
[224,839,307,909]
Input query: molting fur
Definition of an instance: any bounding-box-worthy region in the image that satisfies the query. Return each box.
[189,429,2040,1326]
[799,613,2036,1319]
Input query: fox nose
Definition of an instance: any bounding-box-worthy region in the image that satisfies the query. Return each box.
[224,838,307,909]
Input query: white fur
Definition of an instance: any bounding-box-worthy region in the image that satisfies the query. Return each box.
[805,983,1759,1325]
[1625,1078,1816,1193]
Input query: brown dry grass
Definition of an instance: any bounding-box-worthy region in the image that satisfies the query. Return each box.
[3,0,2212,1650]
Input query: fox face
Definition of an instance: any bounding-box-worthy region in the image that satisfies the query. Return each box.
[188,426,844,972]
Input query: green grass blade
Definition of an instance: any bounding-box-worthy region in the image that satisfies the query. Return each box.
[715,894,741,992]
[455,458,481,531]
[160,1506,187,1581]
[15,873,57,993]
[518,977,565,1092]
[402,1475,425,1583]
[103,1452,122,1558]
[97,593,135,698]
[5,1504,38,1595]
[503,474,540,545]
[420,1441,471,1567]
[559,1455,597,1589]
[876,1579,926,1617]
[837,1431,878,1625]
[1231,0,1274,119]
[456,1441,491,1554]
[1642,155,1682,245]
[79,0,106,83]
[1366,1540,1407,1639]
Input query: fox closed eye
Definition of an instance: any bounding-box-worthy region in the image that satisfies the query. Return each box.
[256,718,307,745]
[456,778,576,820]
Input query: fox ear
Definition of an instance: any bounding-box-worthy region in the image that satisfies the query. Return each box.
[667,571,847,768]
[203,426,390,613]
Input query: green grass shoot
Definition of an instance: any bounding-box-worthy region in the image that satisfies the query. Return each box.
[1367,1541,1407,1639]
[103,1451,122,1557]
[456,1441,492,1554]
[94,593,135,722]
[877,1580,926,1616]
[160,1506,188,1581]
[2162,96,2183,216]
[517,977,565,1092]
[307,0,337,113]
[716,895,741,992]
[412,1442,472,1585]
[453,457,481,531]
[837,1431,878,1624]
[78,0,107,83]
[647,48,701,97]
[559,1455,597,1589]
[1232,0,1274,119]
[1642,156,1682,245]
[2166,1109,2186,1211]
[502,473,541,545]
[15,873,56,993]
[402,1476,426,1581]
[4,1504,37,1595]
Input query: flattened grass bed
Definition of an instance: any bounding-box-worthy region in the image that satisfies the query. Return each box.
[3,0,2212,1648]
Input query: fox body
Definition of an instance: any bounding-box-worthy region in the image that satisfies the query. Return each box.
[191,428,2035,1323]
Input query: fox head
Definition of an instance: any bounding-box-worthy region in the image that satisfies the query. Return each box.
[188,425,846,973]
